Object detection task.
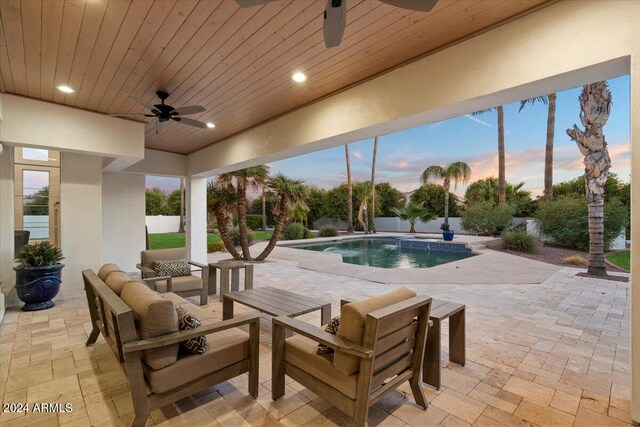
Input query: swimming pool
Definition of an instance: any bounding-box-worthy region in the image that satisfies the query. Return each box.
[288,237,475,268]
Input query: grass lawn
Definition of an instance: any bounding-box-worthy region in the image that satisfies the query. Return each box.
[607,250,630,271]
[148,231,273,250]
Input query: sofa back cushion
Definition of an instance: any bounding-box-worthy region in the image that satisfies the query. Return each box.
[97,263,123,281]
[104,271,135,296]
[333,287,417,375]
[141,248,188,268]
[120,281,179,370]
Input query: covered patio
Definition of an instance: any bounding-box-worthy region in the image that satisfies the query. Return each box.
[0,1,638,426]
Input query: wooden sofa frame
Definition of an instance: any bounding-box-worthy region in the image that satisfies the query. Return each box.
[272,295,432,427]
[83,269,260,427]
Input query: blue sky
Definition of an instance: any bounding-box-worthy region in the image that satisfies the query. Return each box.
[147,75,630,198]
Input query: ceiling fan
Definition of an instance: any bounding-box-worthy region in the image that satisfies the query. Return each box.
[235,0,438,48]
[110,91,208,133]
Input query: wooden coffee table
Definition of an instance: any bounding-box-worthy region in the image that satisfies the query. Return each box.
[222,286,332,326]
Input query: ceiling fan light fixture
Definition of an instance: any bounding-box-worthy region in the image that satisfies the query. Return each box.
[206,122,215,128]
[292,72,307,83]
[56,85,75,93]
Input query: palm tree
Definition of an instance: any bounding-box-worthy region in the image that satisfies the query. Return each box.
[255,174,309,261]
[369,136,378,233]
[261,187,267,231]
[206,182,241,259]
[289,201,309,225]
[178,177,185,233]
[345,145,353,233]
[472,106,506,204]
[421,162,471,226]
[217,165,269,260]
[390,201,435,233]
[357,185,374,233]
[519,93,557,201]
[566,81,612,277]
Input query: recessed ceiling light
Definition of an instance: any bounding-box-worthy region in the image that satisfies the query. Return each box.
[56,85,75,93]
[206,122,215,128]
[292,72,307,83]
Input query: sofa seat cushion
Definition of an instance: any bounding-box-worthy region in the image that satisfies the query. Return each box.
[144,328,249,395]
[98,263,123,281]
[155,275,202,294]
[161,293,216,322]
[285,334,358,400]
[120,281,179,370]
[334,287,417,375]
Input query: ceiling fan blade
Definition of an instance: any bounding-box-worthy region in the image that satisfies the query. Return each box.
[172,117,208,129]
[235,0,276,7]
[323,0,346,48]
[172,105,206,116]
[155,120,167,134]
[378,0,438,12]
[130,97,159,112]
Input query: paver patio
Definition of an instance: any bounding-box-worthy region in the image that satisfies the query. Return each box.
[0,255,631,426]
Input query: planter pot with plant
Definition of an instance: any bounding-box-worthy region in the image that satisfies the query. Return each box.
[14,241,64,311]
[441,223,454,241]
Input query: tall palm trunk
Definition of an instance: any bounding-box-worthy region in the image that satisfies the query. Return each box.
[497,105,506,204]
[255,198,287,261]
[213,206,241,259]
[369,136,378,233]
[566,82,611,277]
[544,93,557,201]
[443,178,450,225]
[178,178,185,233]
[345,145,353,233]
[261,187,267,231]
[236,179,252,260]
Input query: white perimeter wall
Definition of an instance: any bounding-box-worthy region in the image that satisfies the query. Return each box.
[59,153,102,300]
[102,172,146,273]
[145,216,181,234]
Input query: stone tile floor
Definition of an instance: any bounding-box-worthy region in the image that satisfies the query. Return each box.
[0,258,632,426]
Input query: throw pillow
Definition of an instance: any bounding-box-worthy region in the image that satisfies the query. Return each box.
[176,305,207,354]
[317,316,340,355]
[152,259,191,278]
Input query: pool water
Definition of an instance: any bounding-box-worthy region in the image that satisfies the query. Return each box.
[290,238,474,268]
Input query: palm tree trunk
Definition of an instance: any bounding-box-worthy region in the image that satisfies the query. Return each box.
[566,81,611,277]
[369,136,378,233]
[178,178,185,233]
[409,221,416,233]
[255,198,287,261]
[544,93,556,202]
[213,207,241,259]
[345,145,353,233]
[497,105,506,204]
[236,179,252,260]
[587,196,607,275]
[443,183,450,225]
[261,188,267,231]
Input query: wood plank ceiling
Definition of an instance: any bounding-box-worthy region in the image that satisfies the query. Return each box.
[0,0,553,154]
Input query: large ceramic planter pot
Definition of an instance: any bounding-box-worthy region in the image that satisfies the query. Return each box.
[442,230,455,241]
[14,264,64,311]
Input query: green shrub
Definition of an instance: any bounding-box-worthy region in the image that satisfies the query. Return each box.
[535,196,628,251]
[303,227,314,239]
[500,231,537,253]
[461,203,514,235]
[15,241,64,268]
[318,225,339,237]
[207,241,226,253]
[246,214,263,230]
[229,227,254,247]
[283,223,306,240]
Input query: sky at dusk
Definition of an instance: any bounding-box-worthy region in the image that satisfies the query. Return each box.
[146,75,630,198]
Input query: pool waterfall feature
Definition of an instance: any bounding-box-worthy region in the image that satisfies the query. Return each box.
[287,237,475,269]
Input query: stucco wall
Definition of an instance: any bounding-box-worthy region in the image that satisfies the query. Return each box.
[146,216,182,234]
[102,172,146,273]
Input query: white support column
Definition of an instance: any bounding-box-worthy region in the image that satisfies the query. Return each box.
[185,176,207,264]
[630,56,640,424]
[0,144,15,313]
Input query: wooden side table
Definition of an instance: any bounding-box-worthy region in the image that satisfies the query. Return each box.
[208,260,254,301]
